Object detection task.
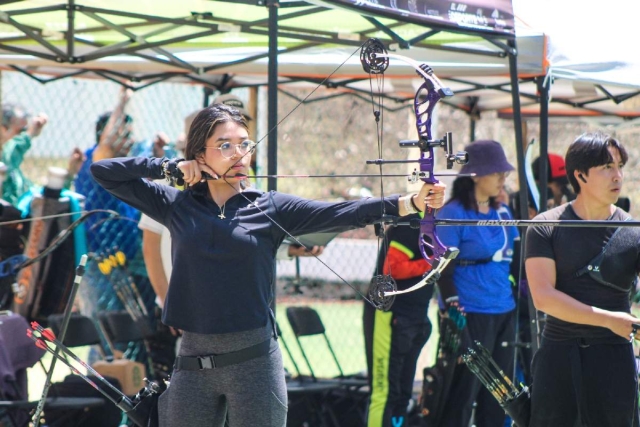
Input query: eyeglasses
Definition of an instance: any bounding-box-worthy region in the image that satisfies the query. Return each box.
[205,140,256,159]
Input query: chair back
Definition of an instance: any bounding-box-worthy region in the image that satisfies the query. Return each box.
[98,311,149,344]
[47,314,102,348]
[285,306,344,379]
[286,306,325,337]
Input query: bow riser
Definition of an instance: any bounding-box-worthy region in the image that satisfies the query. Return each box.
[416,82,441,154]
[415,80,449,266]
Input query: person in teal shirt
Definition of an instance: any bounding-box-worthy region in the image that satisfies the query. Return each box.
[0,103,48,205]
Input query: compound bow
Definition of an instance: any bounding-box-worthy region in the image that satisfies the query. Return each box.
[360,38,467,310]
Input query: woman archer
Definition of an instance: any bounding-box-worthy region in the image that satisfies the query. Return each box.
[90,103,446,426]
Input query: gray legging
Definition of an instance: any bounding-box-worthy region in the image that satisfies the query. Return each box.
[158,324,287,427]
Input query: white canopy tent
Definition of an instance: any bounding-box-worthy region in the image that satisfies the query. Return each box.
[511,0,640,124]
[0,1,637,117]
[0,0,528,206]
[0,0,637,207]
[1,0,638,371]
[2,0,638,360]
[1,0,634,119]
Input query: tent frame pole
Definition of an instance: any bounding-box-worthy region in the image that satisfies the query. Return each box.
[267,0,278,193]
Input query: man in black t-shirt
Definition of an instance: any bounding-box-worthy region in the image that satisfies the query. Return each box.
[525,132,640,427]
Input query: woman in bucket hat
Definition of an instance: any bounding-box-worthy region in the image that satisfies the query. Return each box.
[436,140,519,427]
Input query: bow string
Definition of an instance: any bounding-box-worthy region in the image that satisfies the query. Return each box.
[181,38,470,311]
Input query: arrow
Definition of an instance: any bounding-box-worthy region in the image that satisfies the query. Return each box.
[238,172,466,179]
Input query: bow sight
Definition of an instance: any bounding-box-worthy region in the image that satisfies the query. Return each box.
[399,133,469,169]
[366,133,468,183]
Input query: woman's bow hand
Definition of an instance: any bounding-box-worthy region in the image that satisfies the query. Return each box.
[416,182,446,211]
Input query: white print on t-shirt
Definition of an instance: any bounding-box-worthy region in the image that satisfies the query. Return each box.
[491,206,514,263]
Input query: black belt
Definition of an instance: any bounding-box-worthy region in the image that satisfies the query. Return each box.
[174,338,273,371]
[542,335,629,347]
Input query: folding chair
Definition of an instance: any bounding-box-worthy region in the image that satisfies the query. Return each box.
[285,306,369,426]
[276,322,302,380]
[97,310,166,383]
[47,313,106,350]
[285,306,367,386]
[0,313,106,427]
[277,322,343,427]
[98,310,152,344]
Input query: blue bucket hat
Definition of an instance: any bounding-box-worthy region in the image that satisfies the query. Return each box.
[459,140,515,177]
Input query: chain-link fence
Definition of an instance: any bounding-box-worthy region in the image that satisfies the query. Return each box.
[270,88,432,378]
[4,70,640,381]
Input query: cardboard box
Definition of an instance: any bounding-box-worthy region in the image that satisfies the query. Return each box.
[92,359,146,396]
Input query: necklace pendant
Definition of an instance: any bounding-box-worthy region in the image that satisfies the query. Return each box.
[218,213,226,219]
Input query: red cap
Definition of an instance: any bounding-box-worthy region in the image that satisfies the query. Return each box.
[547,153,566,179]
[533,153,567,182]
